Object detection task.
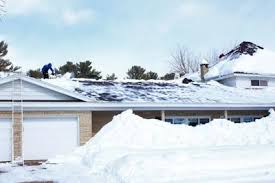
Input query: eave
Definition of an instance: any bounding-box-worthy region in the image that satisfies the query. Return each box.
[0,102,273,111]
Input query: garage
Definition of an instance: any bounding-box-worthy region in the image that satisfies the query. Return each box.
[23,117,79,160]
[0,118,12,162]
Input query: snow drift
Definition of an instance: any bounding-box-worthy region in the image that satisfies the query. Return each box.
[2,110,275,183]
[49,109,275,170]
[89,109,275,149]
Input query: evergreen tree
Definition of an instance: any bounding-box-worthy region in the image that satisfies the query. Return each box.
[144,71,158,80]
[59,61,78,76]
[160,73,175,80]
[27,69,43,78]
[106,73,117,80]
[0,41,20,71]
[76,60,102,79]
[126,65,146,79]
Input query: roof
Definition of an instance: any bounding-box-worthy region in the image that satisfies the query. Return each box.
[0,74,91,102]
[44,77,275,104]
[205,41,275,79]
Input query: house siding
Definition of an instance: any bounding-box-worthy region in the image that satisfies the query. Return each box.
[219,77,237,87]
[0,80,80,101]
[235,76,275,88]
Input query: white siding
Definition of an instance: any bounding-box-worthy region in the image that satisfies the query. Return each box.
[235,76,275,88]
[218,77,237,87]
[0,80,78,101]
[218,76,275,88]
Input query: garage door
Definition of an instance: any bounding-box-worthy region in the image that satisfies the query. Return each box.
[0,118,12,161]
[23,117,79,160]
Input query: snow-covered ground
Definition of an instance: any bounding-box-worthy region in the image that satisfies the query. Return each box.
[1,110,275,183]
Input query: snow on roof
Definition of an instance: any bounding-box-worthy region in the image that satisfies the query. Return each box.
[44,77,275,104]
[205,41,275,79]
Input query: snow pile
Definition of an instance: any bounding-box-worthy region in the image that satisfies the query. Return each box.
[88,109,275,150]
[49,109,275,170]
[42,76,80,91]
[2,110,275,183]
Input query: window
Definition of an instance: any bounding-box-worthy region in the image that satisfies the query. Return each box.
[227,116,262,123]
[228,117,241,123]
[243,117,253,123]
[251,80,268,87]
[187,118,198,126]
[174,118,186,125]
[165,118,173,123]
[165,116,210,126]
[260,80,268,86]
[251,80,259,86]
[200,118,210,124]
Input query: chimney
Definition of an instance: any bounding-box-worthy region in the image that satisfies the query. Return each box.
[200,59,209,82]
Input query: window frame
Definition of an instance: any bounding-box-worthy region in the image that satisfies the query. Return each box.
[251,79,268,87]
[225,115,263,123]
[165,116,211,126]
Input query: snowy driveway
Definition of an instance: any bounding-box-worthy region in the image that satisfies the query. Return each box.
[1,145,275,183]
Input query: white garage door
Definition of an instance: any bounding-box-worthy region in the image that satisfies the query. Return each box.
[0,118,12,161]
[23,117,79,160]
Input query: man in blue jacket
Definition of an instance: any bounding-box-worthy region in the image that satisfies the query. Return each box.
[42,63,54,79]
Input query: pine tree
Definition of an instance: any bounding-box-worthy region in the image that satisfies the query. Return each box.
[27,69,43,78]
[144,71,158,80]
[76,60,102,79]
[126,65,146,79]
[59,61,78,76]
[106,73,117,80]
[0,41,20,71]
[160,73,175,80]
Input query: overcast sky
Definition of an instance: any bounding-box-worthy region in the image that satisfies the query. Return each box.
[1,0,275,78]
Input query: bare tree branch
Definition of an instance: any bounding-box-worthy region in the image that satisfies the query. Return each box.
[169,45,199,75]
[0,0,5,21]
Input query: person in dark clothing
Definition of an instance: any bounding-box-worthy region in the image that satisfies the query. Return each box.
[42,63,54,79]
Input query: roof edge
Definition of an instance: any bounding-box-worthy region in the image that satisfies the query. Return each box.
[0,74,92,102]
[0,102,273,111]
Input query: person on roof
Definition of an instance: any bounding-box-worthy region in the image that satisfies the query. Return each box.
[41,63,54,79]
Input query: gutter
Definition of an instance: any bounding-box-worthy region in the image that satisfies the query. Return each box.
[0,102,273,111]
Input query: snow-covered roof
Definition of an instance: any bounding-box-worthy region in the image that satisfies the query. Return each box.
[0,74,91,102]
[205,41,275,79]
[44,77,275,104]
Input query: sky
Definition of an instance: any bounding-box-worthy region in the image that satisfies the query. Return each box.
[1,0,275,78]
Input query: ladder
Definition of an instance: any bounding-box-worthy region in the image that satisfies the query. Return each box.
[11,75,24,165]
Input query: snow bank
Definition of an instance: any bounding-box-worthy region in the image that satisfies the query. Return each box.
[49,109,275,171]
[2,110,275,183]
[87,109,275,149]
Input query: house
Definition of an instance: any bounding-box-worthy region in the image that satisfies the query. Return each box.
[0,73,275,162]
[188,41,275,88]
